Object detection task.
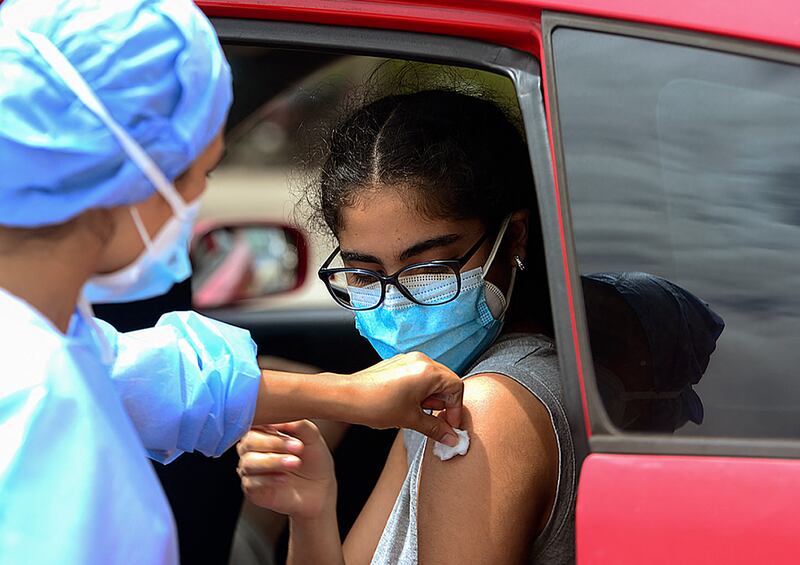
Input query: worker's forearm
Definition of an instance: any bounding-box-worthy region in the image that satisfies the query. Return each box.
[252,370,358,425]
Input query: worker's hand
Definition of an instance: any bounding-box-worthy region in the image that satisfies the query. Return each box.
[237,422,336,520]
[347,352,464,447]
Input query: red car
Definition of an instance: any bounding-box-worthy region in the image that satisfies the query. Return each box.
[195,2,800,563]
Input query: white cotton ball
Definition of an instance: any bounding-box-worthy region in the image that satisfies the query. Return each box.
[432,428,470,461]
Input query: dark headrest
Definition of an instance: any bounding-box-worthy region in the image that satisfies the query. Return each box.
[582,272,725,428]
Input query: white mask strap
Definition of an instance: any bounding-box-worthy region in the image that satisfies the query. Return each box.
[482,214,513,273]
[18,29,188,219]
[129,206,155,252]
[480,214,517,320]
[76,295,115,365]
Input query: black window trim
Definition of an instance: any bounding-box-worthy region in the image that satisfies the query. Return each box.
[542,11,800,459]
[210,17,592,468]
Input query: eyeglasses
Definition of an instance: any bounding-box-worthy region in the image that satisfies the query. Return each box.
[318,231,490,311]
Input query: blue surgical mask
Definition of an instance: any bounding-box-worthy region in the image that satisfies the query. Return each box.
[83,200,200,303]
[22,27,201,304]
[352,217,516,374]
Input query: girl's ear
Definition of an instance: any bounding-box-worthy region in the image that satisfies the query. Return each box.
[506,208,530,265]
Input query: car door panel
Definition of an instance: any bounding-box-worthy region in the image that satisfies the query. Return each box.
[542,11,800,564]
[578,453,800,564]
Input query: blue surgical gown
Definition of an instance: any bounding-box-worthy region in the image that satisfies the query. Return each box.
[0,288,262,564]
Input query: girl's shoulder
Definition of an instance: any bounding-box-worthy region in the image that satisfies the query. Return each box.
[466,332,562,400]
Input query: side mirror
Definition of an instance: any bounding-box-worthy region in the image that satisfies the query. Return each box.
[191,220,308,309]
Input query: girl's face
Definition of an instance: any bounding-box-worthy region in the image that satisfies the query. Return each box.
[336,187,529,293]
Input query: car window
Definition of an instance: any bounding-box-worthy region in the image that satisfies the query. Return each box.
[201,46,519,311]
[551,28,800,439]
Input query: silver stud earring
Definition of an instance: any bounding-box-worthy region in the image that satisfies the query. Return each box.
[514,255,526,271]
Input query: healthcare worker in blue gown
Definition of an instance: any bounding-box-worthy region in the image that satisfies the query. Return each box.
[0,1,464,563]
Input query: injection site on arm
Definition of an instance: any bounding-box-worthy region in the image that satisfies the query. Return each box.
[433,428,470,461]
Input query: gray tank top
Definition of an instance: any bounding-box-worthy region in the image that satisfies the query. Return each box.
[371,333,576,564]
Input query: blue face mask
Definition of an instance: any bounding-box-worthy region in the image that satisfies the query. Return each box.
[351,218,516,374]
[82,200,199,304]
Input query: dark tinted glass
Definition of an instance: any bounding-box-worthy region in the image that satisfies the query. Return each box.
[553,29,800,439]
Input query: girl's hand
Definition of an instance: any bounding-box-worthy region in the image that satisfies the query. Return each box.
[237,421,336,520]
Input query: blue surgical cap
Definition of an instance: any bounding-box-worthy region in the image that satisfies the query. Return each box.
[0,0,232,227]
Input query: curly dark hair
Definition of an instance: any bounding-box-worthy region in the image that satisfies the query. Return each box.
[314,89,535,234]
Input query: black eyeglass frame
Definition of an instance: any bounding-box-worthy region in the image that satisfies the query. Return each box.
[318,231,490,311]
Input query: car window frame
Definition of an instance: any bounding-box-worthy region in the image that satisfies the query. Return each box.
[542,11,800,459]
[210,16,592,467]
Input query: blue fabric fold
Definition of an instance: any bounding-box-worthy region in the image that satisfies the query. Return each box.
[98,311,261,463]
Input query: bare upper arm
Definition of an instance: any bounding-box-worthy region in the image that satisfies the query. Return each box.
[417,373,560,565]
[343,433,408,565]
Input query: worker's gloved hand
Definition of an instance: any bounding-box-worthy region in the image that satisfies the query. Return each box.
[347,352,464,447]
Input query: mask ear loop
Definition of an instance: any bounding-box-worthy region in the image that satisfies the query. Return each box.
[481,215,513,273]
[17,29,189,220]
[129,206,156,253]
[481,214,517,319]
[76,295,115,365]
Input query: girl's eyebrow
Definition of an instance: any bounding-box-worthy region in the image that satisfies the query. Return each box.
[340,234,462,266]
[398,234,461,261]
[340,250,381,264]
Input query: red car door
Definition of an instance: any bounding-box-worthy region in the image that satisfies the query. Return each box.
[540,8,800,564]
